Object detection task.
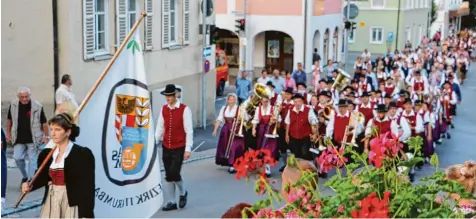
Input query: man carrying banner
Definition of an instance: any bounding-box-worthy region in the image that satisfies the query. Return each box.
[155,84,193,211]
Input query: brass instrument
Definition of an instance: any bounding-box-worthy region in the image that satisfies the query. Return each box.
[343,111,365,145]
[243,83,273,130]
[265,104,282,138]
[235,103,247,137]
[225,104,242,158]
[332,69,351,91]
[318,105,334,121]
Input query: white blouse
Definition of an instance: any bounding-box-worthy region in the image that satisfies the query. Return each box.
[216,105,239,122]
[50,141,74,169]
[252,105,278,124]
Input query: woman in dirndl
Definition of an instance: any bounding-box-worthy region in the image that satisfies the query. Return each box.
[212,93,246,173]
[21,113,95,218]
[252,96,279,177]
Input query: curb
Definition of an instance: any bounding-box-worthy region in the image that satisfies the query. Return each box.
[1,154,216,217]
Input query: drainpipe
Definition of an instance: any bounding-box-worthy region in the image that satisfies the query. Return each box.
[303,0,308,75]
[395,0,401,50]
[52,0,59,111]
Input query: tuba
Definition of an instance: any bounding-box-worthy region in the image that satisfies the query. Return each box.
[332,69,351,92]
[243,83,272,129]
[318,105,334,121]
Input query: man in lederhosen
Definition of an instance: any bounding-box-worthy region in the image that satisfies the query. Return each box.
[278,88,294,172]
[284,94,318,161]
[155,84,193,211]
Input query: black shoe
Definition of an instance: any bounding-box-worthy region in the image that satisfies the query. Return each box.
[409,173,415,183]
[319,172,328,179]
[447,133,451,139]
[179,191,188,208]
[279,166,286,172]
[451,124,455,129]
[228,167,236,174]
[265,173,271,178]
[162,202,177,211]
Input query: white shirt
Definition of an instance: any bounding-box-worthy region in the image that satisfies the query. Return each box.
[408,78,429,95]
[252,105,280,124]
[50,140,74,169]
[284,105,317,125]
[216,105,239,122]
[271,92,283,105]
[388,114,411,142]
[155,101,194,152]
[365,116,399,137]
[325,111,364,138]
[401,110,424,134]
[440,89,458,105]
[55,84,79,109]
[361,51,371,59]
[257,76,271,85]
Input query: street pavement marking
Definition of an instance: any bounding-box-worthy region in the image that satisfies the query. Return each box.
[192,140,206,152]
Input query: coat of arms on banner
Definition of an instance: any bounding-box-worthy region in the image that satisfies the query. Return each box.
[114,94,151,175]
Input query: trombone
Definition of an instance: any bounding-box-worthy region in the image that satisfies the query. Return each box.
[265,104,282,138]
[225,104,243,158]
[343,111,365,145]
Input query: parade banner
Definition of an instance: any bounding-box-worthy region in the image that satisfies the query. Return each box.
[75,30,163,218]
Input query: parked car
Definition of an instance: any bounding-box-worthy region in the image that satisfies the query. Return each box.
[215,48,229,96]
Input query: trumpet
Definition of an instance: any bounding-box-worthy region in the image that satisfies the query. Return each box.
[225,104,242,158]
[343,111,365,145]
[265,104,281,138]
[235,103,246,138]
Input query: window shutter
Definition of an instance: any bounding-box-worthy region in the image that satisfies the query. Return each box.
[162,0,170,48]
[116,0,127,47]
[83,0,95,60]
[182,0,190,45]
[144,0,153,50]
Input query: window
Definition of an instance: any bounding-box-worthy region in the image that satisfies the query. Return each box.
[370,27,383,44]
[348,28,356,43]
[127,0,138,31]
[169,0,178,44]
[83,0,110,60]
[371,0,385,8]
[162,0,190,48]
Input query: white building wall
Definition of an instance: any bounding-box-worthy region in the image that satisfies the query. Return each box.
[307,13,342,71]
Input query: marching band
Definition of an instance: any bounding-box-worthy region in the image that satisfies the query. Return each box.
[213,49,464,182]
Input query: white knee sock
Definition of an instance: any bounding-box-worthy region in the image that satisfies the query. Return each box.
[164,182,176,203]
[175,180,186,196]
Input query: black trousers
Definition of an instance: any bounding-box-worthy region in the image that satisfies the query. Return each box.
[162,146,185,182]
[245,128,257,151]
[238,98,246,105]
[289,137,313,161]
[278,127,288,154]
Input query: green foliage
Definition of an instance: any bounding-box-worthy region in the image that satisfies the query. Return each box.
[431,1,438,24]
[239,135,476,218]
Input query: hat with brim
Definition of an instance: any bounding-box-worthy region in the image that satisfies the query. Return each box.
[361,91,370,97]
[399,90,407,96]
[415,71,422,75]
[376,104,388,113]
[266,81,275,88]
[284,87,294,94]
[319,91,331,98]
[414,100,424,105]
[347,100,355,106]
[403,98,412,105]
[384,94,392,99]
[319,79,327,84]
[337,99,348,107]
[389,102,398,109]
[292,93,306,100]
[296,82,307,88]
[161,84,180,96]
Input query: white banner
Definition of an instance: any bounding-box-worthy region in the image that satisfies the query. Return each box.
[75,31,163,218]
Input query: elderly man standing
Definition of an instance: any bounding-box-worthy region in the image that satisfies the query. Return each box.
[269,69,285,94]
[6,87,49,185]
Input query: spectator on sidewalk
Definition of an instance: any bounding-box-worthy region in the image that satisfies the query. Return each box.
[292,62,307,84]
[257,69,271,85]
[284,71,297,91]
[55,74,79,115]
[361,49,371,59]
[269,69,285,94]
[312,48,321,63]
[236,71,251,105]
[1,128,6,210]
[6,87,49,186]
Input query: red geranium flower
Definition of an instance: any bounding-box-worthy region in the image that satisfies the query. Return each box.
[316,146,348,173]
[369,132,403,168]
[233,149,277,180]
[351,191,391,218]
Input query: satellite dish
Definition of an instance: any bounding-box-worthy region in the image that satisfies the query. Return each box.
[201,0,214,17]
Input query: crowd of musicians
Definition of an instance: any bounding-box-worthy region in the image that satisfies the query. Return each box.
[213,39,469,182]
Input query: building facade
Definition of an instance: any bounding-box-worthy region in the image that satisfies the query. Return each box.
[1,0,216,126]
[215,0,343,76]
[348,0,431,53]
[431,0,470,39]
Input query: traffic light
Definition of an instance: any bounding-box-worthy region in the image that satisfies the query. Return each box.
[234,19,245,33]
[209,25,219,44]
[344,21,351,29]
[350,22,357,38]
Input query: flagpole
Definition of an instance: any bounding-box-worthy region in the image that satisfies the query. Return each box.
[13,12,148,209]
